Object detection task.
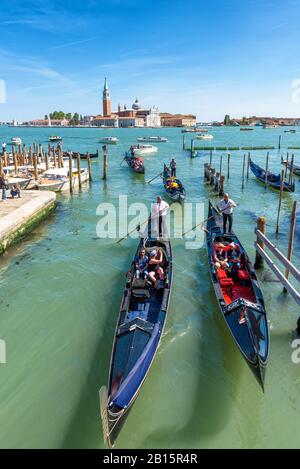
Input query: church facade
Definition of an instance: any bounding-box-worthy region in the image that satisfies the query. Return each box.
[92,78,195,128]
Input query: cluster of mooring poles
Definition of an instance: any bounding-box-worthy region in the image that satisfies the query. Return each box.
[254,202,299,332]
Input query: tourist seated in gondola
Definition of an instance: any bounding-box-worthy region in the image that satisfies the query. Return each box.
[134,248,149,280]
[227,242,242,272]
[167,179,179,192]
[148,249,165,286]
[213,242,229,270]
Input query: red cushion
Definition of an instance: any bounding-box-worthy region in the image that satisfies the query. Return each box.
[238,270,250,280]
[220,278,234,287]
[217,269,227,279]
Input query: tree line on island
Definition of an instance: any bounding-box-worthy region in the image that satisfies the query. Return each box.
[44,111,83,125]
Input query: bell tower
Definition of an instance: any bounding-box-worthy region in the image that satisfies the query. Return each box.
[103,77,111,116]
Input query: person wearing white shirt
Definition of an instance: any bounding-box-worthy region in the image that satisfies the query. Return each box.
[151,196,169,238]
[217,193,237,234]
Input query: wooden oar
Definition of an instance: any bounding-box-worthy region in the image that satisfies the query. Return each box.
[116,216,150,244]
[182,204,237,237]
[146,171,162,184]
[120,156,127,166]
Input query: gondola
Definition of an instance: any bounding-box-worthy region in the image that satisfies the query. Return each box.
[249,158,295,191]
[100,221,173,447]
[206,201,269,389]
[281,156,300,176]
[123,152,145,174]
[162,164,186,203]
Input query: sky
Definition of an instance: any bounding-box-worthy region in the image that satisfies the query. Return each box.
[1,0,300,121]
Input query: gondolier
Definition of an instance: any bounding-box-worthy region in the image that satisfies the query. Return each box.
[217,193,237,234]
[151,196,169,238]
[170,158,176,177]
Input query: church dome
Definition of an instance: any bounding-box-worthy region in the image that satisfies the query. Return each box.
[132,98,141,110]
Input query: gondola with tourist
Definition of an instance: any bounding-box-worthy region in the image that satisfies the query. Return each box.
[162,164,186,203]
[206,201,269,389]
[250,158,295,191]
[123,152,145,174]
[100,220,173,447]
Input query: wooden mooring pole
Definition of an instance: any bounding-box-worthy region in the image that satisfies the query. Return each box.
[219,176,225,196]
[103,145,107,180]
[69,152,73,193]
[33,153,38,181]
[242,154,246,190]
[284,201,297,290]
[87,153,92,183]
[209,150,213,167]
[190,139,194,158]
[182,134,185,151]
[289,154,294,185]
[264,152,269,188]
[247,152,250,179]
[219,154,223,176]
[77,153,82,190]
[227,153,230,179]
[275,170,285,234]
[278,135,281,150]
[254,216,266,269]
[284,153,289,179]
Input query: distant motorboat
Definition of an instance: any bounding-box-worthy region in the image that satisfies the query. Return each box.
[240,128,253,131]
[137,136,168,143]
[132,144,158,156]
[49,136,62,142]
[11,137,22,145]
[284,129,296,133]
[99,137,119,144]
[195,133,214,140]
[263,124,279,129]
[182,127,208,133]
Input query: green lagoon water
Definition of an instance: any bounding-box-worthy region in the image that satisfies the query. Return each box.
[0,125,299,448]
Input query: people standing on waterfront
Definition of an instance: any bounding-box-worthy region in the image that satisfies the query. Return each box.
[151,196,169,238]
[0,173,8,202]
[217,193,237,234]
[2,142,6,152]
[170,158,177,177]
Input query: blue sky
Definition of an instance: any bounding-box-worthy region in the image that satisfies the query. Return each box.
[0,0,300,121]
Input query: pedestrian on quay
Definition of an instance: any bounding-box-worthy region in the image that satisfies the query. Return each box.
[0,172,8,202]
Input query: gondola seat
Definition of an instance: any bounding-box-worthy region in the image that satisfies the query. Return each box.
[216,269,227,280]
[237,269,250,285]
[132,288,150,299]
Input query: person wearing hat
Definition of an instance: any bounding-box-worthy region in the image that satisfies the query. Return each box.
[148,249,165,285]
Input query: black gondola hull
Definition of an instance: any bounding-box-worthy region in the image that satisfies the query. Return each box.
[206,202,269,389]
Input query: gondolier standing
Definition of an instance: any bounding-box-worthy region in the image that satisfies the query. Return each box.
[217,193,237,234]
[151,196,169,238]
[170,158,177,177]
